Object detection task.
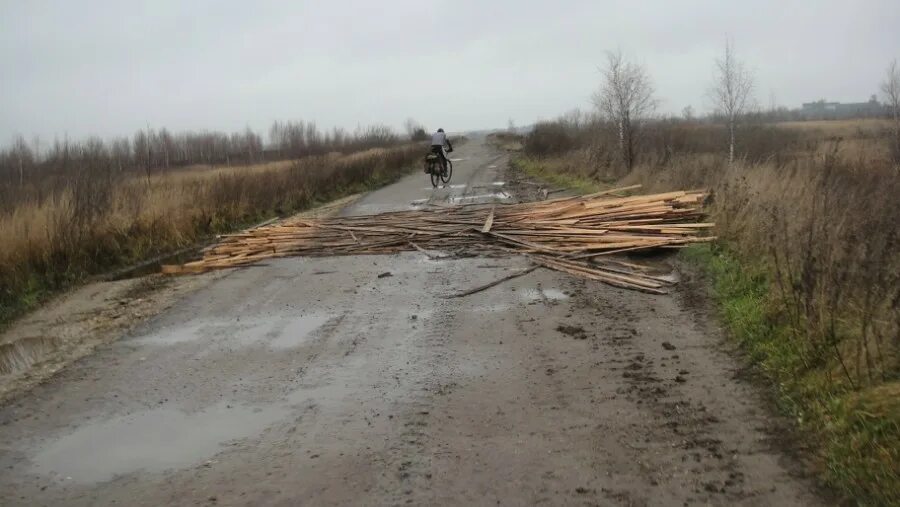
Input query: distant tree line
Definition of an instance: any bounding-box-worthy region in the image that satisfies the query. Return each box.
[529,43,900,172]
[268,121,400,159]
[0,121,407,176]
[0,120,415,212]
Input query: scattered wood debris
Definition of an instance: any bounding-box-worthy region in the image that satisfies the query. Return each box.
[162,185,713,293]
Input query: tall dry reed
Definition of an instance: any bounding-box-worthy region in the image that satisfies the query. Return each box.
[0,145,422,325]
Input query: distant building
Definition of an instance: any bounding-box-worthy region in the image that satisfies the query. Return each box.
[801,96,885,119]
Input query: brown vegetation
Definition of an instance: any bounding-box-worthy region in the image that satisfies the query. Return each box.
[0,121,403,214]
[0,142,422,327]
[518,116,899,503]
[522,116,900,385]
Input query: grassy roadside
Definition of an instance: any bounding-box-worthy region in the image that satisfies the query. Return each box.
[682,244,899,506]
[0,146,423,331]
[513,154,900,506]
[509,157,605,194]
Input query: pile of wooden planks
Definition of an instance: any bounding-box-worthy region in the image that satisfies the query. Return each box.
[162,185,714,294]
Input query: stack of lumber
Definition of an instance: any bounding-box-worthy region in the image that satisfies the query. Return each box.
[162,185,713,294]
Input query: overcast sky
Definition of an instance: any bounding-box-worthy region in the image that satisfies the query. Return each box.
[2,0,898,143]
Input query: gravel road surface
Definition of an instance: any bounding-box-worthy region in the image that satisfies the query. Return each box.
[0,137,822,506]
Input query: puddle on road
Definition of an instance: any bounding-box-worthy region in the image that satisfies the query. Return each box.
[521,288,570,302]
[541,289,569,300]
[134,321,268,347]
[421,183,466,191]
[269,314,332,349]
[134,322,208,346]
[32,402,289,483]
[448,192,511,204]
[134,314,332,350]
[31,314,333,483]
[471,182,506,191]
[472,303,512,313]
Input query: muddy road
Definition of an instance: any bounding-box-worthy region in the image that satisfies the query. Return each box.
[0,137,821,506]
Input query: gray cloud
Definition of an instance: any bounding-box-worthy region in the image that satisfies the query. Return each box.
[2,0,898,142]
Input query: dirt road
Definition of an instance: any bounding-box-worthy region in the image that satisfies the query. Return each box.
[0,138,821,506]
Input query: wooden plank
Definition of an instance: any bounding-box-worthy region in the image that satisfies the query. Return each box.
[481,206,496,233]
[164,188,712,295]
[446,265,539,298]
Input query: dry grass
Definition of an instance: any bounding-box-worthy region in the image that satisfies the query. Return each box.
[519,118,900,504]
[628,152,900,378]
[525,121,900,389]
[771,119,896,165]
[485,132,524,152]
[160,158,298,179]
[0,145,422,326]
[775,118,893,134]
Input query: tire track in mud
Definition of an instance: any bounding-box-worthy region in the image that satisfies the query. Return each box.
[375,255,472,504]
[373,158,520,503]
[568,268,820,505]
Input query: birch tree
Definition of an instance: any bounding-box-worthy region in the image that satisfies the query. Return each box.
[882,59,900,164]
[710,39,754,165]
[110,137,131,172]
[592,50,656,170]
[10,135,32,187]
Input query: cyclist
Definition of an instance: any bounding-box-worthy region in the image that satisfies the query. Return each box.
[429,128,453,175]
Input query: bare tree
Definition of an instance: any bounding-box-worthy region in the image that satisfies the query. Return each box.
[882,59,900,164]
[561,109,584,128]
[243,127,262,163]
[10,135,33,187]
[110,137,131,172]
[592,50,656,170]
[133,128,151,185]
[157,128,175,169]
[681,105,695,122]
[404,118,428,142]
[710,39,755,165]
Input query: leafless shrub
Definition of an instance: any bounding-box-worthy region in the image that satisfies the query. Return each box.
[709,39,755,165]
[524,122,580,157]
[881,59,900,165]
[525,117,804,173]
[592,50,657,172]
[0,144,421,324]
[404,118,429,142]
[629,143,900,388]
[523,114,900,388]
[1,121,405,213]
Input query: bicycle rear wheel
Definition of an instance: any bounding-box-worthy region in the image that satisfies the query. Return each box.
[429,162,440,187]
[440,159,453,184]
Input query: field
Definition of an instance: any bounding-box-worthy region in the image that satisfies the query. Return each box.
[775,118,894,133]
[512,117,900,505]
[0,145,422,328]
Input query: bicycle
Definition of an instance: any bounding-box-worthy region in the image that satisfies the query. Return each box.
[425,148,453,188]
